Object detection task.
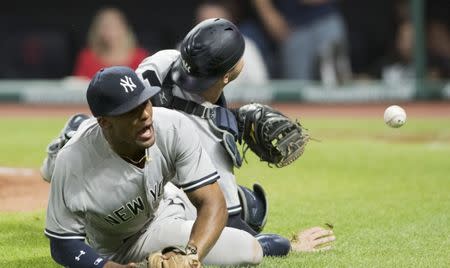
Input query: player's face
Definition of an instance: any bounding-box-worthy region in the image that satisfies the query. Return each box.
[108,99,156,150]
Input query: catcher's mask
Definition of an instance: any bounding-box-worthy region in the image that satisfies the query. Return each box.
[171,18,245,93]
[237,183,268,234]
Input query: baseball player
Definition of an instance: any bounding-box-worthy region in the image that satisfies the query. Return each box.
[135,18,335,255]
[42,18,335,264]
[44,66,264,268]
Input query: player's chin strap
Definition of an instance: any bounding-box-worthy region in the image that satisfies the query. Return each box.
[172,96,242,168]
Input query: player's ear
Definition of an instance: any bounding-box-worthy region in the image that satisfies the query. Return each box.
[223,73,230,85]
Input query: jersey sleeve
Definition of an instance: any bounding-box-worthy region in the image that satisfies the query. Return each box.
[170,114,220,192]
[135,49,180,88]
[45,149,86,240]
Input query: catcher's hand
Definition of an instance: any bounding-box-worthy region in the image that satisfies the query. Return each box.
[237,103,309,167]
[291,226,336,252]
[135,246,201,268]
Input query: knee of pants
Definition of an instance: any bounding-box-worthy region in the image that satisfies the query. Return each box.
[246,238,264,265]
[203,229,263,266]
[233,237,264,266]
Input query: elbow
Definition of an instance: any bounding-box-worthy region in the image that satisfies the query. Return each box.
[49,238,64,265]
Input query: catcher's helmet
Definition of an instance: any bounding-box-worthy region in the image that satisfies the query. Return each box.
[172,18,245,93]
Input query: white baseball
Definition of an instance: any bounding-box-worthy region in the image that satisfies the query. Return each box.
[384,105,407,128]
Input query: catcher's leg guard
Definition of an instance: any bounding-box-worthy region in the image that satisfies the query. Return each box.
[40,113,90,182]
[237,183,268,234]
[60,113,90,140]
[40,139,62,182]
[255,233,291,257]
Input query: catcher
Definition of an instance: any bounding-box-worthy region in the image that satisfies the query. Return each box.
[135,17,335,256]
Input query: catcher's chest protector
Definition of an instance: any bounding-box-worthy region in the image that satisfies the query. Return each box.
[151,87,242,167]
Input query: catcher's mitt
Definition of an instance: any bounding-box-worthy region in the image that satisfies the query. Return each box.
[237,103,309,167]
[136,246,201,268]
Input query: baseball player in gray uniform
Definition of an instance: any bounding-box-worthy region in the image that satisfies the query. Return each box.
[134,18,335,255]
[42,18,336,265]
[44,66,263,268]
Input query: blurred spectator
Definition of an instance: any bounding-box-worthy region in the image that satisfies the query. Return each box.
[195,1,269,86]
[367,19,414,83]
[427,20,450,79]
[366,0,450,82]
[247,0,351,82]
[72,7,149,79]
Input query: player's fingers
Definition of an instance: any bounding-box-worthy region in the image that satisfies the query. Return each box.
[310,229,333,239]
[302,226,325,235]
[312,235,336,247]
[313,245,333,252]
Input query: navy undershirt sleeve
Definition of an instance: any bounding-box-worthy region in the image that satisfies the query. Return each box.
[49,237,107,268]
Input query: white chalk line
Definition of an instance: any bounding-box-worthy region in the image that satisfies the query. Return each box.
[0,166,38,177]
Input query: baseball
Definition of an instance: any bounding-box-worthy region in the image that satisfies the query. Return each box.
[384,105,407,128]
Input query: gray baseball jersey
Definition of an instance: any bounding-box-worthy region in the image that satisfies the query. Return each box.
[45,107,219,256]
[136,50,241,215]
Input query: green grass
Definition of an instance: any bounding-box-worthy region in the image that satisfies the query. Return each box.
[1,117,449,267]
[0,118,66,167]
[0,212,58,267]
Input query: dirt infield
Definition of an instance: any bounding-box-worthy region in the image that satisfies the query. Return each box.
[0,169,49,212]
[0,101,449,212]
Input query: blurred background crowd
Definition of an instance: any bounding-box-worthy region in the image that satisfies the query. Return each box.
[0,0,449,84]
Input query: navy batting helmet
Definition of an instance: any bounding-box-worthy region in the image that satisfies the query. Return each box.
[171,18,245,93]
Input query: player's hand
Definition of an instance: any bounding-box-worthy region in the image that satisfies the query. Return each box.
[104,261,138,268]
[137,249,201,268]
[291,226,336,252]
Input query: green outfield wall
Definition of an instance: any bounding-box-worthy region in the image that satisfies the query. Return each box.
[0,79,449,104]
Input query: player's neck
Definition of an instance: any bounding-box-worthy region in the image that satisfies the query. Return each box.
[103,130,147,167]
[121,152,148,168]
[118,148,147,168]
[200,84,224,103]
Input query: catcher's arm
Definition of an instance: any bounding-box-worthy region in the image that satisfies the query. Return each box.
[185,181,228,260]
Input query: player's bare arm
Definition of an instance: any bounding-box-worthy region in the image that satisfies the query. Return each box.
[185,181,228,260]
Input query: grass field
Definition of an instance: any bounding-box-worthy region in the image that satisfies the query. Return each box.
[1,116,449,267]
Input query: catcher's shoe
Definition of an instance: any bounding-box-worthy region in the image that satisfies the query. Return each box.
[40,113,90,182]
[256,233,291,257]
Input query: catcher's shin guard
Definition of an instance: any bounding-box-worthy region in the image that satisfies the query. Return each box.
[40,113,90,182]
[237,183,268,234]
[61,113,90,140]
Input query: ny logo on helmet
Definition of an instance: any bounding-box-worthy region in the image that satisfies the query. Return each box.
[120,76,137,93]
[182,59,192,74]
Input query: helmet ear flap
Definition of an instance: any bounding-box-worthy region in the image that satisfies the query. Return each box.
[237,183,269,234]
